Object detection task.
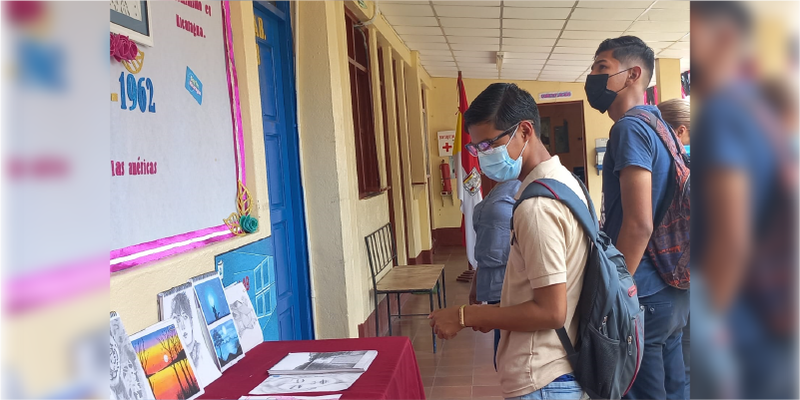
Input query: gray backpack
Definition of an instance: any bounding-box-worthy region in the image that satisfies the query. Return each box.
[512,176,644,400]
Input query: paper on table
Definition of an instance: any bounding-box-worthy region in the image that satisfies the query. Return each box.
[249,373,363,395]
[269,350,378,375]
[238,395,342,400]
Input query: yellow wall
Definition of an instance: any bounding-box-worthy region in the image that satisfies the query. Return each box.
[109,1,272,334]
[427,78,613,229]
[656,58,682,102]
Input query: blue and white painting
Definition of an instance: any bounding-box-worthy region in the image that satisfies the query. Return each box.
[209,319,243,370]
[194,277,230,326]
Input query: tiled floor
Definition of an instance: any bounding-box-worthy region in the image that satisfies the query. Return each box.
[391,247,504,400]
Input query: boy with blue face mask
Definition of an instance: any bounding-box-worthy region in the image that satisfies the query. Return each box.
[586,36,689,400]
[429,83,591,400]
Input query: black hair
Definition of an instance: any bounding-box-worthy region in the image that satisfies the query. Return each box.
[171,292,193,321]
[463,83,541,138]
[594,35,655,85]
[691,1,752,35]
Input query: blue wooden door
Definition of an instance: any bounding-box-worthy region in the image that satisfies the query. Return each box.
[217,1,313,342]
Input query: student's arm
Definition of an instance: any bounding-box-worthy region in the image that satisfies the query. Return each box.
[464,284,566,332]
[702,168,751,311]
[616,166,654,275]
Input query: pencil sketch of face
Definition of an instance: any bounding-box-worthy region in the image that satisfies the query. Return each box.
[171,292,195,344]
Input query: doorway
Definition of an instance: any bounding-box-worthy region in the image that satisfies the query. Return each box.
[537,101,588,185]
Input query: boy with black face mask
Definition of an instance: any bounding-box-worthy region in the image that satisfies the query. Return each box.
[585,36,689,400]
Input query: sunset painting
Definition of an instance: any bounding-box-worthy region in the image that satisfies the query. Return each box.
[130,321,204,400]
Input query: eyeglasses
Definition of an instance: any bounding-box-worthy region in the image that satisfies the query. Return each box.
[465,121,523,157]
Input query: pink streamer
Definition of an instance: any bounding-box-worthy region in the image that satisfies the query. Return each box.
[111,1,248,272]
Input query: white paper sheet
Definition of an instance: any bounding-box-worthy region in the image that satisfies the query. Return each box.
[238,395,342,400]
[225,282,264,353]
[249,373,363,395]
[269,350,378,375]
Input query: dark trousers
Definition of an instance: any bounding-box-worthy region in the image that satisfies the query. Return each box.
[487,300,500,371]
[624,286,690,400]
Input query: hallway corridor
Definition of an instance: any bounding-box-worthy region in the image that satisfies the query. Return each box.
[390,247,503,400]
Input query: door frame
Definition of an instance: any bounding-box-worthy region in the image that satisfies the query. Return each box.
[253,0,314,340]
[537,100,589,186]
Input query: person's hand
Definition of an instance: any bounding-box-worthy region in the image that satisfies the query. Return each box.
[428,307,463,340]
[469,275,479,305]
[471,325,493,333]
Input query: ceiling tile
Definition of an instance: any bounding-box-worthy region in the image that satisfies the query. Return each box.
[423,61,458,68]
[505,52,551,60]
[680,33,690,42]
[546,59,593,66]
[628,20,690,32]
[662,41,689,51]
[561,30,623,39]
[406,42,453,51]
[501,45,553,53]
[418,49,455,57]
[651,1,690,10]
[434,5,502,18]
[503,19,565,30]
[439,17,500,29]
[432,0,502,5]
[628,32,689,42]
[565,20,631,31]
[505,1,577,8]
[538,76,581,82]
[455,56,495,63]
[552,46,596,55]
[503,37,557,47]
[452,50,497,58]
[570,8,645,20]
[543,65,590,72]
[577,1,649,9]
[503,7,572,19]
[401,35,448,43]
[445,27,500,37]
[548,52,594,61]
[450,43,500,51]
[379,4,434,17]
[421,55,457,62]
[504,29,561,38]
[393,26,442,35]
[381,1,430,4]
[640,8,689,21]
[556,38,605,48]
[448,36,500,45]
[384,15,440,26]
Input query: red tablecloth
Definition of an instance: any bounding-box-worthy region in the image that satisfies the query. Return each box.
[198,336,425,400]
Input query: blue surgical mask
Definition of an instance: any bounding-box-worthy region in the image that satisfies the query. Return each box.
[478,126,528,182]
[684,145,690,156]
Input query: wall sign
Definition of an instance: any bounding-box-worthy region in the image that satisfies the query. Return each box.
[185,66,203,105]
[111,1,246,272]
[538,91,572,101]
[437,130,455,157]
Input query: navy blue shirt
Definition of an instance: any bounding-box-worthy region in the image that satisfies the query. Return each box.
[601,105,672,297]
[472,179,521,303]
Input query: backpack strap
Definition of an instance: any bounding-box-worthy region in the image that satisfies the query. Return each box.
[511,175,593,376]
[512,175,599,241]
[620,108,686,226]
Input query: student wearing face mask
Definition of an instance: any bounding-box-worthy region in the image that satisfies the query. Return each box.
[585,36,689,400]
[429,83,590,400]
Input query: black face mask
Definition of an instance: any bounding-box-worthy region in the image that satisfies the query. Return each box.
[584,69,631,113]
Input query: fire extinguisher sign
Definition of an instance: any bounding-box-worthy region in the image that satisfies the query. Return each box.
[438,130,456,157]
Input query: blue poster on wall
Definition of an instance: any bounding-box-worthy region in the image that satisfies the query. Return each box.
[185,66,203,105]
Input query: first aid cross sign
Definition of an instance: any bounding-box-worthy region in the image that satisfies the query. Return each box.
[438,130,456,157]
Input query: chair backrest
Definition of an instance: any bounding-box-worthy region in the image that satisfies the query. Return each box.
[365,223,397,284]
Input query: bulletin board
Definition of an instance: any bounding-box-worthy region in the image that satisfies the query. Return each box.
[110,1,245,272]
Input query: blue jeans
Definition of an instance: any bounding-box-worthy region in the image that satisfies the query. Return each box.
[505,374,586,400]
[624,285,690,400]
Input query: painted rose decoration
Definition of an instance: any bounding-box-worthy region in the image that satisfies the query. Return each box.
[110,33,139,62]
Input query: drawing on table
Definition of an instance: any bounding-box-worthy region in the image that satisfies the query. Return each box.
[110,314,156,400]
[225,281,263,353]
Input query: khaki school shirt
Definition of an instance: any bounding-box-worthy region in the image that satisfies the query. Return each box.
[495,156,590,398]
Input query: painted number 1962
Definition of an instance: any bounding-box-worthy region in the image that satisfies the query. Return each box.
[118,71,156,113]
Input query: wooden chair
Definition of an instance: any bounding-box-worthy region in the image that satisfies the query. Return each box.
[365,223,447,353]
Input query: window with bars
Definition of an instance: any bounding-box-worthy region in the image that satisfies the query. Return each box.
[345,10,381,198]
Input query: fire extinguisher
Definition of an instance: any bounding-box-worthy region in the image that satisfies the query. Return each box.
[440,160,452,196]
